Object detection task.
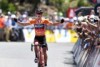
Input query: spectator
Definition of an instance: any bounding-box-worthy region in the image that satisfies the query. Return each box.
[17,14,29,41]
[64,18,74,30]
[4,13,12,42]
[0,13,5,41]
[10,14,20,41]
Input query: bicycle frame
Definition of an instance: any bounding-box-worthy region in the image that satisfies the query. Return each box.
[31,41,45,67]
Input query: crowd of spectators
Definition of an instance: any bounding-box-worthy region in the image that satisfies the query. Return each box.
[0,9,31,42]
[72,4,100,67]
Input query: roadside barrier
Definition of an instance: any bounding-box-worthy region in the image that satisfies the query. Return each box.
[23,29,78,43]
[72,38,100,67]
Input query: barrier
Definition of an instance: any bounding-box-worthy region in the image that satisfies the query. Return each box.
[73,38,100,67]
[68,30,78,43]
[94,51,100,67]
[54,29,71,42]
[23,29,78,43]
[45,30,55,42]
[23,29,35,42]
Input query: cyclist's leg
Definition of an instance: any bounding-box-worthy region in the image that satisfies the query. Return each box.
[34,36,42,61]
[39,46,45,66]
[42,37,48,66]
[43,47,48,66]
[34,42,45,66]
[34,45,38,58]
[34,45,39,62]
[34,40,40,63]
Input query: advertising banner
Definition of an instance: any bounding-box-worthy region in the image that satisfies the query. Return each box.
[23,29,35,42]
[23,29,78,43]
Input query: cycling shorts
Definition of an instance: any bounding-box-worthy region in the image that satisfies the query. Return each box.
[34,35,47,47]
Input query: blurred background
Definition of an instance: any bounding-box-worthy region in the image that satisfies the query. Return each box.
[0,0,99,43]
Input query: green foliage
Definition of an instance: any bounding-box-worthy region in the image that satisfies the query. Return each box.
[78,0,92,7]
[50,0,93,13]
[0,0,8,12]
[8,3,16,12]
[0,0,93,14]
[0,0,17,13]
[50,0,65,12]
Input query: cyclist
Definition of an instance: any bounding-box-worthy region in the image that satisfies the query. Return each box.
[16,9,64,66]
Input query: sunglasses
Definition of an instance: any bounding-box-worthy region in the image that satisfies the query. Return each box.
[36,12,43,15]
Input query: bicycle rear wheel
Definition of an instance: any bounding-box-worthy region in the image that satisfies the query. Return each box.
[38,63,44,67]
[38,63,41,67]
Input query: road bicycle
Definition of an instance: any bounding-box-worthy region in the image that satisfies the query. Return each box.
[31,41,45,67]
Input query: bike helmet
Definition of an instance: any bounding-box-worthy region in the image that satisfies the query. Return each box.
[35,8,43,14]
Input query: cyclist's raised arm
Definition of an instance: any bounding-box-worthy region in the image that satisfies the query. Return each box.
[44,19,64,26]
[49,22,61,26]
[16,19,36,26]
[17,22,31,26]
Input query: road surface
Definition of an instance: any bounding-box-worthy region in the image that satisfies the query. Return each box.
[0,42,76,67]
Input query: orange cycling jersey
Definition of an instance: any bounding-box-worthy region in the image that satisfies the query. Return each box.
[30,18,52,36]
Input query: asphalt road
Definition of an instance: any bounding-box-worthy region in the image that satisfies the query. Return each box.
[0,42,76,67]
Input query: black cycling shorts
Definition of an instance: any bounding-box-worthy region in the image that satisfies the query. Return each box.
[34,36,47,47]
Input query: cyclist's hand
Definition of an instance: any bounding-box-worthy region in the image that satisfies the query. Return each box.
[60,19,64,23]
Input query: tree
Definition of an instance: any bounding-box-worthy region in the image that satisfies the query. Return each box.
[78,0,90,7]
[49,0,65,13]
[8,3,16,12]
[0,0,8,12]
[32,0,41,15]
